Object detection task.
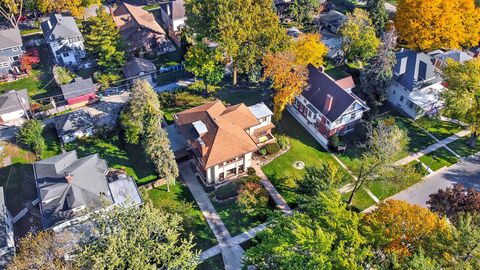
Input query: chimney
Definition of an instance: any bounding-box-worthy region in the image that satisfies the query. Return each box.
[64,172,73,183]
[324,94,333,112]
[318,66,325,73]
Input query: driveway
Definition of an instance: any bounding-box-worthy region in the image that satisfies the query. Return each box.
[390,153,480,207]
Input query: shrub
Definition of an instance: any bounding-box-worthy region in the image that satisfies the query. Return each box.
[247,167,256,176]
[215,181,241,200]
[329,134,341,148]
[259,148,267,156]
[265,142,281,155]
[17,119,45,158]
[53,66,75,85]
[237,181,269,216]
[276,135,290,150]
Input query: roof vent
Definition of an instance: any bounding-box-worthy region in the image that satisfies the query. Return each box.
[193,120,208,136]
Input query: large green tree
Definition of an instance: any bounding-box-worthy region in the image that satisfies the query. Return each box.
[76,204,199,269]
[244,191,371,269]
[360,27,397,108]
[295,161,347,201]
[16,119,45,159]
[120,80,178,191]
[340,8,380,63]
[185,0,288,85]
[442,58,480,147]
[84,7,125,80]
[287,0,321,25]
[184,43,225,94]
[365,0,388,35]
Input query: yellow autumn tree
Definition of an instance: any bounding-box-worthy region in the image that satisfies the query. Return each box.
[37,0,100,18]
[395,0,480,50]
[363,200,451,259]
[262,51,308,120]
[292,33,328,68]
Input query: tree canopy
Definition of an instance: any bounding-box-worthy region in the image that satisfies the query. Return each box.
[16,119,44,159]
[365,0,388,35]
[286,0,322,25]
[0,0,23,28]
[442,58,480,147]
[395,0,480,50]
[428,183,480,222]
[37,0,100,18]
[184,43,225,93]
[185,0,288,84]
[292,33,328,68]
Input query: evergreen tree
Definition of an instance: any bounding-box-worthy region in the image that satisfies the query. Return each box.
[16,119,45,159]
[365,0,389,35]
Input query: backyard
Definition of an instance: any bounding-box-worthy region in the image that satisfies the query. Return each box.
[146,184,218,252]
[261,113,344,207]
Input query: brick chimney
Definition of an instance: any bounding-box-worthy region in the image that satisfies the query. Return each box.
[323,94,333,112]
[64,172,73,184]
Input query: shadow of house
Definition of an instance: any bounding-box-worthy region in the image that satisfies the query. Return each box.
[0,187,15,268]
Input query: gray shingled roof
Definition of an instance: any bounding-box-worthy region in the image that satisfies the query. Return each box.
[122,57,156,79]
[434,49,473,64]
[0,187,8,248]
[34,151,111,229]
[302,64,368,122]
[41,14,83,42]
[54,110,94,137]
[0,89,30,115]
[60,78,96,100]
[393,49,441,91]
[0,27,22,49]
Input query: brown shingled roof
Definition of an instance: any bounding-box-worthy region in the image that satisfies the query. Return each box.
[112,3,165,34]
[174,100,260,169]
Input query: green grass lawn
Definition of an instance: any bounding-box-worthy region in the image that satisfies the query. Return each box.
[147,184,218,251]
[197,253,224,270]
[215,83,270,106]
[341,189,376,212]
[384,115,437,154]
[64,135,158,184]
[0,44,57,100]
[416,118,464,140]
[447,136,480,158]
[419,147,459,171]
[42,125,62,159]
[261,113,343,206]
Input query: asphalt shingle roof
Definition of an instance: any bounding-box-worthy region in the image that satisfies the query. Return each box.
[41,14,83,42]
[60,78,96,100]
[0,27,22,49]
[54,110,94,137]
[393,49,440,91]
[0,89,29,115]
[122,57,156,79]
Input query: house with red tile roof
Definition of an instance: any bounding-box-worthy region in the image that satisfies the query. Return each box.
[289,64,369,146]
[172,101,275,185]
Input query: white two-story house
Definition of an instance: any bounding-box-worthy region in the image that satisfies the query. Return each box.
[41,14,86,67]
[387,49,445,119]
[172,100,275,185]
[0,27,23,76]
[289,64,369,146]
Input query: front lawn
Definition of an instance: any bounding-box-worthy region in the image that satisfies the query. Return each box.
[416,117,464,140]
[419,147,459,171]
[447,136,480,158]
[197,253,224,270]
[147,184,218,251]
[261,113,344,206]
[64,134,158,184]
[341,189,376,212]
[383,115,437,154]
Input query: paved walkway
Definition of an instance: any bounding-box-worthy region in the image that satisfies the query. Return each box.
[395,129,470,166]
[252,162,293,215]
[365,153,480,212]
[179,162,244,270]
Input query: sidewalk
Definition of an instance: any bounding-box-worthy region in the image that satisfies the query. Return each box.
[395,129,470,165]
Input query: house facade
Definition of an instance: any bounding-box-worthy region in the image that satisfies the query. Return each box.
[41,14,86,67]
[289,64,369,146]
[0,89,30,123]
[112,3,175,55]
[0,27,23,76]
[160,0,186,32]
[387,49,445,119]
[172,101,275,185]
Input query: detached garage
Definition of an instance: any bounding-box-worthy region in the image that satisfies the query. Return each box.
[0,89,30,123]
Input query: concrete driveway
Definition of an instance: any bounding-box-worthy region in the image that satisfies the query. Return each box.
[391,153,480,207]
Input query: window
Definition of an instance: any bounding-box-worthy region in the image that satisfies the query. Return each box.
[308,111,312,118]
[63,52,69,57]
[407,100,415,109]
[12,46,18,51]
[400,95,404,102]
[392,90,396,95]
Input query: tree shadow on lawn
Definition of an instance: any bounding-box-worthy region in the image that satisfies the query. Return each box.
[0,163,37,216]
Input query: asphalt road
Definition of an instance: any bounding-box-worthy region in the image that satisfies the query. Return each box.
[391,153,480,207]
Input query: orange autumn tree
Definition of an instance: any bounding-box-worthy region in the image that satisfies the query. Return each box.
[263,33,327,120]
[363,200,451,259]
[395,0,480,50]
[262,51,308,120]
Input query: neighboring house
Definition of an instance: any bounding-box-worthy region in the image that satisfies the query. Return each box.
[0,89,30,123]
[0,26,23,76]
[159,0,186,32]
[41,14,86,67]
[289,64,369,146]
[54,110,95,143]
[318,10,346,34]
[387,49,445,119]
[172,101,275,184]
[322,37,343,59]
[34,151,142,230]
[287,27,302,39]
[428,49,473,68]
[111,3,175,55]
[60,77,97,107]
[0,187,15,268]
[123,57,156,85]
[467,46,480,58]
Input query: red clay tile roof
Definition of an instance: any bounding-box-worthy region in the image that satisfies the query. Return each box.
[174,100,260,169]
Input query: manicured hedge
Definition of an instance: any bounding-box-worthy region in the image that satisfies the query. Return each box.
[265,142,281,155]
